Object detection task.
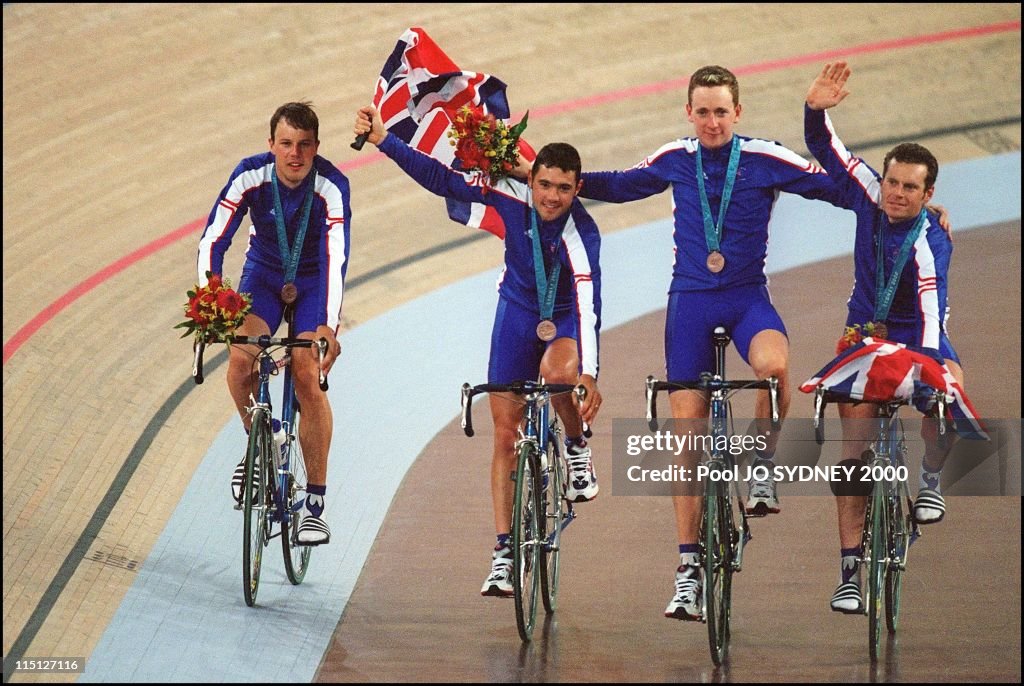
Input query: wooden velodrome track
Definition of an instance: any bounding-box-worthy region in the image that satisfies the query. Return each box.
[3,3,1020,682]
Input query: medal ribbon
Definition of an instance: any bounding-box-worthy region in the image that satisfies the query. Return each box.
[530,206,563,322]
[695,136,741,256]
[874,208,927,322]
[271,165,317,285]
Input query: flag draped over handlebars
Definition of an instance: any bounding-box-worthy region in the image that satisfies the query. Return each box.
[800,337,988,440]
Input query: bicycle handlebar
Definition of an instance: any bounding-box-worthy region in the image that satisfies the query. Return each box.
[645,374,780,431]
[191,335,330,391]
[812,386,948,445]
[192,337,207,385]
[460,381,589,438]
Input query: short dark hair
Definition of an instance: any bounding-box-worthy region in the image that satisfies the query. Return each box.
[533,142,582,181]
[688,65,740,106]
[883,143,939,190]
[270,101,319,141]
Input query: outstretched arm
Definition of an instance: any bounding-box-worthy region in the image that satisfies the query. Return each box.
[353,105,492,205]
[806,61,851,111]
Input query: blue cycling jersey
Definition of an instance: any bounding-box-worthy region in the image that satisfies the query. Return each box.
[579,134,844,292]
[379,134,602,378]
[805,106,954,352]
[197,152,351,330]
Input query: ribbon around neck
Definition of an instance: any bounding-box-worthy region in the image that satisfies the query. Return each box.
[530,206,563,321]
[874,208,927,322]
[271,166,317,285]
[695,135,742,255]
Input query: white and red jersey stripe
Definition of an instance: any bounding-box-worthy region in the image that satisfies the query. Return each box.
[379,134,602,378]
[196,152,351,331]
[805,107,953,350]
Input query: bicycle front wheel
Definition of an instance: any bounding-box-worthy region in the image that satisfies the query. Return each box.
[540,436,566,614]
[702,480,731,666]
[243,412,272,607]
[281,404,311,585]
[512,441,541,642]
[885,486,910,634]
[866,481,888,660]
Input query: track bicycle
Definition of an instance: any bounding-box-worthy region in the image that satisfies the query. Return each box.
[645,326,779,666]
[813,386,948,660]
[461,379,587,642]
[192,314,328,607]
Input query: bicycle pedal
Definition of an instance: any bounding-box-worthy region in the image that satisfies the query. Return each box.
[295,538,329,547]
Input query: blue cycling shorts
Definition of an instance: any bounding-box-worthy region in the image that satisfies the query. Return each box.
[488,296,579,384]
[665,285,786,381]
[238,262,322,335]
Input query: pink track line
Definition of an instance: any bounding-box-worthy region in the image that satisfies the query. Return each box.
[4,19,1019,365]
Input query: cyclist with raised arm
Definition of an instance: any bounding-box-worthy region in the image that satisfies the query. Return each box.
[804,62,965,613]
[197,101,350,546]
[354,105,602,597]
[574,65,849,620]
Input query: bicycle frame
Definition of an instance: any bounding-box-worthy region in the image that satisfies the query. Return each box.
[645,326,780,666]
[247,348,298,530]
[192,328,328,604]
[460,379,586,642]
[813,386,947,660]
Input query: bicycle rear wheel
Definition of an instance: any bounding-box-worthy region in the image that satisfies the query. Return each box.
[866,481,887,660]
[512,441,541,642]
[702,480,731,666]
[243,412,272,607]
[540,435,566,614]
[885,486,910,634]
[281,404,311,584]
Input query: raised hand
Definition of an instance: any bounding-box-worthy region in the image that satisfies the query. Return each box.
[806,61,852,111]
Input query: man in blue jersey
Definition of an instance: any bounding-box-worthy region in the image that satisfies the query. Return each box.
[354,105,603,597]
[805,62,965,613]
[576,65,847,620]
[197,101,351,546]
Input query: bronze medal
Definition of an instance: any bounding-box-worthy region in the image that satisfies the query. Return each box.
[536,320,557,342]
[871,322,888,340]
[280,282,298,305]
[706,251,725,273]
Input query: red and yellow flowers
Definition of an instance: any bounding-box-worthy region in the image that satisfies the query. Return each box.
[176,272,252,342]
[448,104,528,187]
[836,321,890,354]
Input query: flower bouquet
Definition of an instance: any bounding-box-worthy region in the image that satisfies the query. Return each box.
[836,321,890,354]
[175,272,252,343]
[447,104,529,188]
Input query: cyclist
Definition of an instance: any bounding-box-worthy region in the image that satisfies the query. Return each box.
[196,101,350,546]
[573,65,848,620]
[354,105,602,598]
[804,62,965,612]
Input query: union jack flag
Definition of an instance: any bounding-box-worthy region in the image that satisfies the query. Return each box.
[800,337,988,440]
[367,27,535,239]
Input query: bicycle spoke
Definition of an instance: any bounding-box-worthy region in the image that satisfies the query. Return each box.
[867,483,887,661]
[886,484,909,633]
[541,433,566,614]
[281,403,311,584]
[512,442,541,642]
[703,481,730,666]
[242,415,271,607]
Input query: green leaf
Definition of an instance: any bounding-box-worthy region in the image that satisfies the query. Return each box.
[508,110,529,139]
